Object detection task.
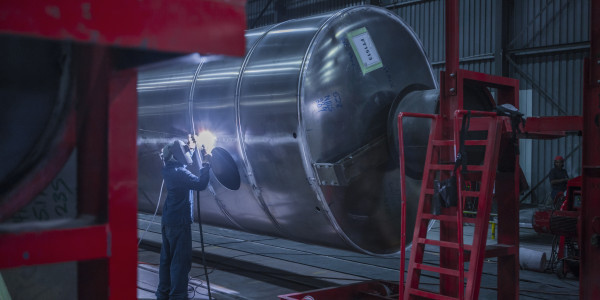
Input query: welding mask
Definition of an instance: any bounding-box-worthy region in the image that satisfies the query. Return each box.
[170,140,193,165]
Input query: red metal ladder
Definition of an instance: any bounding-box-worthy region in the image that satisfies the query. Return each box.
[399,110,510,299]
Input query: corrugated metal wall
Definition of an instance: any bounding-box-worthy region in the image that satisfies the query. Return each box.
[508,0,588,204]
[246,0,590,204]
[386,0,497,82]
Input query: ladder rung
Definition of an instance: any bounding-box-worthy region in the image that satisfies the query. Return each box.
[429,164,455,170]
[461,191,479,197]
[407,288,459,300]
[421,213,457,222]
[432,140,454,146]
[463,165,485,171]
[425,189,479,198]
[415,263,460,277]
[418,238,461,249]
[421,213,476,223]
[464,140,489,146]
[405,115,503,300]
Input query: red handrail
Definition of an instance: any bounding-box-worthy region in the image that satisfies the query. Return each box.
[397,112,438,298]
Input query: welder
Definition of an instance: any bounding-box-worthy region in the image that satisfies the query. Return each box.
[156,135,210,300]
[548,155,569,201]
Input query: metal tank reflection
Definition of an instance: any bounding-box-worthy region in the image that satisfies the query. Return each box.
[138,6,462,255]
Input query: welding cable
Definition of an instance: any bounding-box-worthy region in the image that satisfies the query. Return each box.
[138,179,165,247]
[188,284,197,299]
[193,285,210,298]
[192,265,371,283]
[196,190,213,300]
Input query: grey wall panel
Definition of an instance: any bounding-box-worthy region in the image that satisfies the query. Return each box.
[510,0,589,50]
[462,60,495,75]
[459,0,495,58]
[390,0,496,77]
[507,0,588,203]
[390,0,445,64]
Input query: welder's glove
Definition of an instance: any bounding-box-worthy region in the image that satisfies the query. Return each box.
[189,148,202,176]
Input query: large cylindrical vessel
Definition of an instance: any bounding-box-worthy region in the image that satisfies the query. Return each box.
[138,6,438,255]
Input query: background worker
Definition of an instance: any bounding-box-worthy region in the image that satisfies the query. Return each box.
[548,155,569,201]
[156,137,210,300]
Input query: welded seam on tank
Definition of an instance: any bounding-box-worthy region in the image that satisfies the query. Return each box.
[188,56,205,134]
[296,6,433,256]
[233,22,293,237]
[295,6,381,254]
[187,56,249,231]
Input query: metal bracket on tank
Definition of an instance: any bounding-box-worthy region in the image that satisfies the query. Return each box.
[313,136,388,186]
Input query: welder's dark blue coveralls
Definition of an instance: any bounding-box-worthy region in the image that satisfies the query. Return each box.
[156,156,209,300]
[549,167,569,200]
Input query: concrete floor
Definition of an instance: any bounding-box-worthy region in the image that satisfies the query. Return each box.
[137,211,580,300]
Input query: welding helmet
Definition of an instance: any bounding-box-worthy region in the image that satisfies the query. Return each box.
[166,140,193,165]
[161,144,173,162]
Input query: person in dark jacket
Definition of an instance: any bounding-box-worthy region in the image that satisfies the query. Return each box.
[156,138,210,300]
[548,155,569,201]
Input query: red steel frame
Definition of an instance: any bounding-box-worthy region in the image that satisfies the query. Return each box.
[284,0,596,299]
[435,1,521,298]
[0,1,246,298]
[397,112,437,299]
[0,68,139,298]
[0,0,246,56]
[580,0,600,298]
[287,0,598,299]
[438,0,600,299]
[0,1,246,221]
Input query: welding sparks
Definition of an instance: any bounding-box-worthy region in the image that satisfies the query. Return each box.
[195,130,217,154]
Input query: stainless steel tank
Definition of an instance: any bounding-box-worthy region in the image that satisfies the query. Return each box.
[138,5,440,255]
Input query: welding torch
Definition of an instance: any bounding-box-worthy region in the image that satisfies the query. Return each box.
[188,133,210,165]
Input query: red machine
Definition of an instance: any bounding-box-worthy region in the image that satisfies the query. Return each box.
[533,176,582,278]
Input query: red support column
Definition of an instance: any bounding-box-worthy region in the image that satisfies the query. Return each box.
[580,0,600,298]
[439,0,461,297]
[444,0,460,85]
[76,45,112,299]
[107,69,138,299]
[495,159,520,300]
[496,75,521,300]
[442,0,461,116]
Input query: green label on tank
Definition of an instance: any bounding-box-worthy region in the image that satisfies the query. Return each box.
[347,27,383,75]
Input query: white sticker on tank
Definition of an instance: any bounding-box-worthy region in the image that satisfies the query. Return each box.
[347,27,383,74]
